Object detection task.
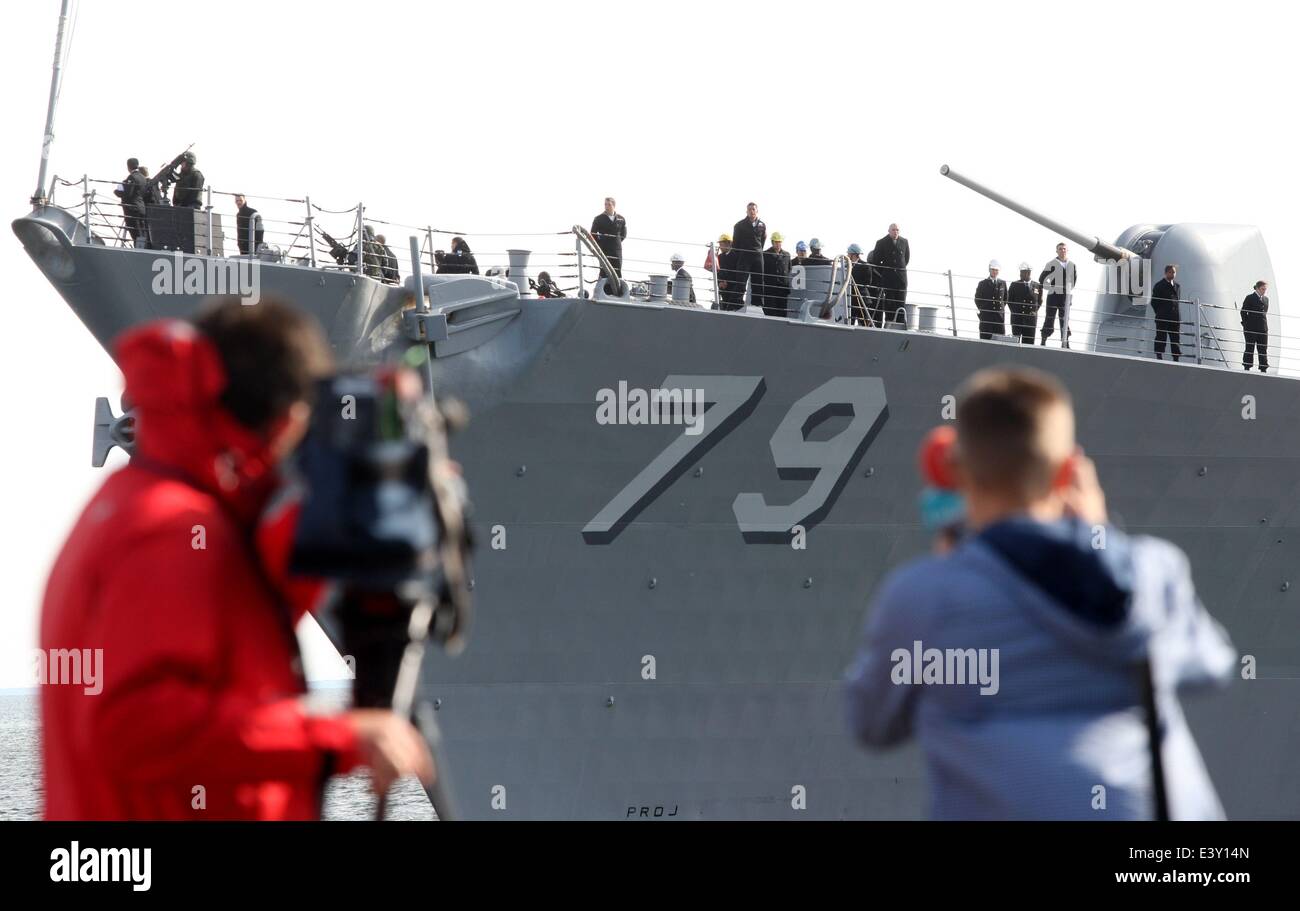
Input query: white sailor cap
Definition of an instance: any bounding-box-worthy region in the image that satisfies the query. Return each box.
[989,259,1001,270]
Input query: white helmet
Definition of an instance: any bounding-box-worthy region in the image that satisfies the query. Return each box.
[988,259,1001,270]
[1018,261,1031,271]
[670,252,685,264]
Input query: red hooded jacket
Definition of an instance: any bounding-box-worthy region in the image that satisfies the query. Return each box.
[40,320,361,820]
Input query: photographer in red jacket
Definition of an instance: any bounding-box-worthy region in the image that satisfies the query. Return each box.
[40,298,433,820]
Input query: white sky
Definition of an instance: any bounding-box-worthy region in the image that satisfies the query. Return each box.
[1,0,1297,687]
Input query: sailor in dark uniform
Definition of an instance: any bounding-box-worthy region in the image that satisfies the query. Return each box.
[868,224,910,327]
[434,236,480,275]
[358,225,385,279]
[329,226,385,278]
[171,151,204,209]
[847,243,877,326]
[761,232,791,317]
[233,194,264,255]
[667,253,696,305]
[114,158,149,246]
[805,238,831,266]
[374,233,400,284]
[715,234,744,311]
[791,240,810,272]
[1007,262,1042,344]
[591,197,627,279]
[974,261,1008,340]
[731,202,767,307]
[1150,264,1182,362]
[1241,280,1270,372]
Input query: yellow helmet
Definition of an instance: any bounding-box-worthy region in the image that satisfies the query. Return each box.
[771,231,784,243]
[718,233,732,242]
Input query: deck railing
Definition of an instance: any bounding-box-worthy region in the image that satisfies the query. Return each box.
[42,174,1278,375]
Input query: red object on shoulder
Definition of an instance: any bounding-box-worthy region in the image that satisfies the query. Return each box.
[40,320,359,821]
[918,424,958,490]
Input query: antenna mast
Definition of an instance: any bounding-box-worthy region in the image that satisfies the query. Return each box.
[32,0,73,206]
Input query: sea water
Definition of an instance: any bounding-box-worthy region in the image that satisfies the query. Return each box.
[0,691,434,821]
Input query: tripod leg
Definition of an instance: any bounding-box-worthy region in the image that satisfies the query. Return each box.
[414,700,459,821]
[375,599,458,821]
[372,700,459,821]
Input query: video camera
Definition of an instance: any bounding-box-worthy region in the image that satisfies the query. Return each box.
[289,364,473,817]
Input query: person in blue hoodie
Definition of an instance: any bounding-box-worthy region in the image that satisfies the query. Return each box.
[844,366,1237,820]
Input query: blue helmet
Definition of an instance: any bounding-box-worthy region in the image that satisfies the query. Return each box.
[847,243,863,256]
[795,240,808,252]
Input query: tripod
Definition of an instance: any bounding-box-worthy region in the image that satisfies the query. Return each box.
[373,592,461,821]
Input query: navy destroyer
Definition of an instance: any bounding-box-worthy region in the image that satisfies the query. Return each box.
[17,4,1297,820]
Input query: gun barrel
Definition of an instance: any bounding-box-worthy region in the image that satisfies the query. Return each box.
[940,164,1129,261]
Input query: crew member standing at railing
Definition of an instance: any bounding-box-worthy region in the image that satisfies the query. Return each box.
[114,158,150,247]
[171,151,204,209]
[761,232,791,317]
[716,234,744,311]
[868,224,910,327]
[374,234,400,284]
[1007,263,1042,344]
[1241,280,1269,372]
[434,236,480,275]
[1150,264,1182,362]
[731,203,767,308]
[806,238,831,266]
[323,225,385,279]
[847,244,877,326]
[359,226,385,280]
[668,253,697,306]
[233,194,264,256]
[975,261,1008,340]
[792,241,810,270]
[1039,243,1076,348]
[591,197,626,280]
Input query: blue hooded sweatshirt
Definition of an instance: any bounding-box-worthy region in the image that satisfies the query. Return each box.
[843,516,1236,820]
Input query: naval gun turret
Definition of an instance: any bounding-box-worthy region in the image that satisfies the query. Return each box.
[941,165,1278,370]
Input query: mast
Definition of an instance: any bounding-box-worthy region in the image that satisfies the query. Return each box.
[32,0,73,206]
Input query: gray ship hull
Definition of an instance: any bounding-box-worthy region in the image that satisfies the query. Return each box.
[16,207,1300,819]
